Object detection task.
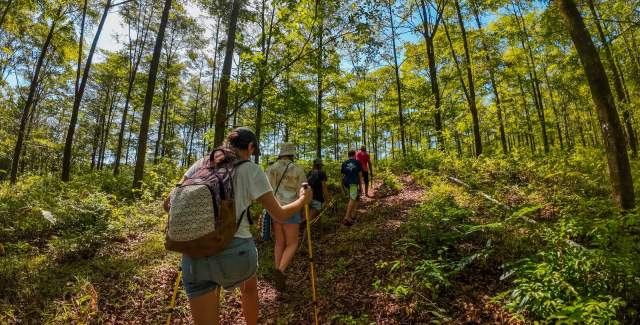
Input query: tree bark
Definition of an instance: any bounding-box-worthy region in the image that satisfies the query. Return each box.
[75,0,88,96]
[114,2,155,175]
[208,15,221,148]
[316,3,324,159]
[0,0,13,30]
[513,1,548,154]
[418,0,445,151]
[213,0,241,147]
[556,0,634,210]
[132,0,173,190]
[387,1,406,156]
[586,0,637,157]
[518,75,536,154]
[62,0,111,181]
[471,1,506,154]
[10,8,59,184]
[445,1,481,156]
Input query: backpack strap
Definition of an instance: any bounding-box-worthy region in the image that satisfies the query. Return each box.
[274,161,293,196]
[234,159,253,227]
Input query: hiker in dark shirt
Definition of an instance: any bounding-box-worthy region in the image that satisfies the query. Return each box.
[306,158,331,224]
[341,150,363,226]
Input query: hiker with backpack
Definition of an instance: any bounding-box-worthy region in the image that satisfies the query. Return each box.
[163,127,312,325]
[306,158,331,224]
[265,143,307,291]
[341,150,364,226]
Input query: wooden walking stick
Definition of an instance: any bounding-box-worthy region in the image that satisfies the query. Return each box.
[166,268,182,325]
[304,185,320,325]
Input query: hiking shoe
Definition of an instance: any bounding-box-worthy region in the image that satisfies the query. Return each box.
[273,269,286,291]
[341,218,354,227]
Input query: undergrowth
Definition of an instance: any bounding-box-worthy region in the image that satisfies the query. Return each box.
[373,148,640,323]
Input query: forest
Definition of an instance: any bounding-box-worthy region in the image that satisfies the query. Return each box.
[1,0,640,323]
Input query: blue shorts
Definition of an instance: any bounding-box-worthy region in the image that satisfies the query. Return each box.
[181,237,258,299]
[273,211,302,224]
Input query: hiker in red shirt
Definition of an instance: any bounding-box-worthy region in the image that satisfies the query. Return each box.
[355,146,373,197]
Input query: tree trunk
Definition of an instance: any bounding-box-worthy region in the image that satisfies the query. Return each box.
[418,0,444,151]
[513,1,549,154]
[213,0,241,147]
[10,9,59,184]
[62,0,111,181]
[315,2,324,159]
[556,0,634,210]
[518,75,536,154]
[99,91,118,170]
[132,0,173,190]
[75,0,88,96]
[586,0,637,157]
[471,1,506,154]
[387,1,406,156]
[208,15,221,137]
[0,0,13,30]
[154,73,170,164]
[114,2,155,175]
[445,1,481,156]
[542,63,564,150]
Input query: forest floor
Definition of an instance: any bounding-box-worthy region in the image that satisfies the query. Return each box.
[89,175,517,324]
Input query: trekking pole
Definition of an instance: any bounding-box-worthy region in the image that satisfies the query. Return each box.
[303,185,320,325]
[166,268,182,325]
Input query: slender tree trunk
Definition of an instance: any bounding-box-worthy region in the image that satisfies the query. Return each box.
[99,91,117,170]
[0,0,13,30]
[62,0,111,181]
[114,3,154,175]
[213,0,241,147]
[154,74,170,163]
[10,9,59,184]
[556,0,634,210]
[542,64,564,150]
[513,2,548,153]
[315,2,324,159]
[208,15,221,148]
[445,1,481,156]
[75,0,88,96]
[387,1,406,156]
[187,72,202,166]
[471,2,506,154]
[418,0,444,151]
[518,75,536,154]
[161,102,170,158]
[586,0,637,157]
[132,0,173,190]
[92,90,109,171]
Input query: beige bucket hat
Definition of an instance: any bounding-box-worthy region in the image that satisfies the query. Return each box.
[278,143,296,157]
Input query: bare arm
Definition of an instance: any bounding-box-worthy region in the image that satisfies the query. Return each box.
[257,186,312,222]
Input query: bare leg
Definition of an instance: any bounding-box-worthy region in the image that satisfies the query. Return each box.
[277,224,300,272]
[189,288,220,325]
[352,200,359,220]
[240,275,259,325]
[273,222,285,269]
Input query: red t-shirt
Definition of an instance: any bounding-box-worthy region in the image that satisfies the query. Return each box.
[355,150,370,172]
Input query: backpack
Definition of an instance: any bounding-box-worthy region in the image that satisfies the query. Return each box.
[307,169,321,189]
[165,147,249,257]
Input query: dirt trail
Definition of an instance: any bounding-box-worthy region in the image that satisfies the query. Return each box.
[102,176,514,324]
[219,175,427,324]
